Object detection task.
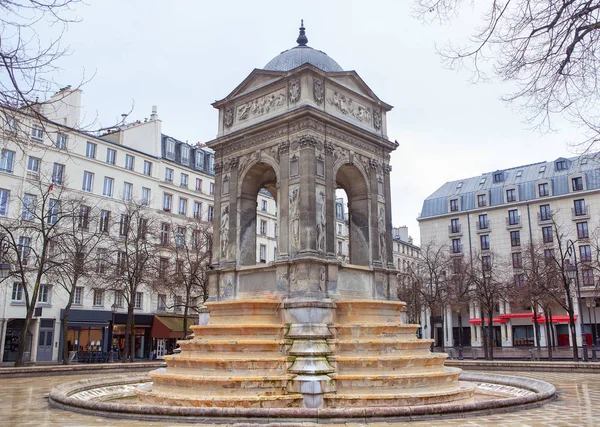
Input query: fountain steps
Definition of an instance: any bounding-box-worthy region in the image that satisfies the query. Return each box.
[160,356,291,374]
[203,300,282,325]
[332,338,435,354]
[334,300,406,324]
[330,353,448,373]
[190,324,284,337]
[334,323,419,339]
[178,339,287,354]
[331,367,462,389]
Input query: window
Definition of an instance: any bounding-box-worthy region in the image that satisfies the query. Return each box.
[482,255,491,270]
[165,167,173,182]
[337,223,342,235]
[506,188,516,202]
[261,200,268,211]
[5,116,17,132]
[577,222,589,239]
[493,172,504,183]
[450,218,460,234]
[452,238,461,253]
[163,193,172,211]
[165,139,175,159]
[79,205,90,231]
[158,294,167,311]
[542,226,553,243]
[52,163,64,184]
[574,199,587,216]
[116,250,126,275]
[0,149,15,173]
[179,198,187,216]
[478,214,488,229]
[176,227,185,247]
[450,199,459,212]
[99,210,110,233]
[27,156,40,174]
[516,170,523,177]
[580,245,592,262]
[209,182,215,195]
[122,182,133,202]
[260,219,267,235]
[38,284,51,304]
[572,176,584,191]
[274,223,278,237]
[480,234,490,250]
[544,248,555,260]
[556,160,567,171]
[510,231,521,247]
[180,173,188,188]
[195,178,203,192]
[141,187,151,205]
[86,141,96,159]
[119,214,129,237]
[160,223,170,246]
[181,145,190,165]
[336,203,344,219]
[114,291,124,308]
[31,125,43,142]
[539,183,549,197]
[106,148,116,164]
[583,269,594,286]
[174,295,183,313]
[93,289,104,307]
[125,154,135,171]
[193,201,202,219]
[338,240,343,255]
[143,160,152,176]
[11,283,23,302]
[96,248,108,274]
[159,257,169,278]
[195,150,205,169]
[477,194,487,207]
[103,177,114,197]
[540,204,551,221]
[56,133,67,150]
[512,252,522,269]
[208,205,214,222]
[508,209,519,225]
[259,244,267,262]
[514,274,525,287]
[47,199,59,225]
[82,171,94,192]
[138,217,148,240]
[73,287,83,305]
[21,194,36,220]
[135,292,143,309]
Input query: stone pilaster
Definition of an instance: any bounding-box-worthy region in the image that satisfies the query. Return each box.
[298,135,318,256]
[278,141,290,261]
[324,142,336,258]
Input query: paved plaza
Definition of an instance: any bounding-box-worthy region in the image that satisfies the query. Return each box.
[0,370,597,426]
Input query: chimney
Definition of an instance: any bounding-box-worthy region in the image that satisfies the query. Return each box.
[151,105,158,120]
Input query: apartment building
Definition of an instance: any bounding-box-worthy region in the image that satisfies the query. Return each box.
[0,88,281,363]
[419,155,600,349]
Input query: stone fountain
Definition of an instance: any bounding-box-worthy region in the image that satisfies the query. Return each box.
[48,24,556,423]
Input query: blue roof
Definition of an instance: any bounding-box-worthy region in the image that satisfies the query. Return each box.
[263,46,343,73]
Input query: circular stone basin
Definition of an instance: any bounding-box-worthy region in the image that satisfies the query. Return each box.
[48,372,556,423]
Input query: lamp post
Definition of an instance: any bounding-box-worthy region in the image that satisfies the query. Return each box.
[109,303,118,363]
[586,299,598,362]
[456,307,464,360]
[566,238,589,362]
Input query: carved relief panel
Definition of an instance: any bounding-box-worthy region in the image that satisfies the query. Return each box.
[237,89,286,122]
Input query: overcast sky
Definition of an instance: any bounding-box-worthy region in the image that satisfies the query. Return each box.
[44,0,584,244]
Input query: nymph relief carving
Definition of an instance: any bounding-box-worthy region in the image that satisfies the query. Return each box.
[313,79,324,105]
[237,90,286,121]
[373,109,382,131]
[224,107,234,128]
[289,186,300,249]
[289,78,301,103]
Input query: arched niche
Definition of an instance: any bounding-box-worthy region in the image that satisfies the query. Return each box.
[239,162,278,266]
[335,163,370,266]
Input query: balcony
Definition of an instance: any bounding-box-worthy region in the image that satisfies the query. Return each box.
[572,206,590,220]
[506,216,522,229]
[448,224,462,236]
[450,244,463,255]
[537,212,553,225]
[476,220,491,233]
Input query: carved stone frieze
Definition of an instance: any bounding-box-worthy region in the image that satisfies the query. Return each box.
[369,158,382,174]
[289,186,300,250]
[214,162,223,175]
[237,90,286,121]
[316,185,326,252]
[228,157,239,169]
[264,144,280,163]
[373,109,381,131]
[221,127,288,155]
[326,127,378,153]
[224,107,234,128]
[278,140,290,156]
[289,78,301,103]
[291,134,319,151]
[327,91,372,123]
[313,79,324,105]
[383,164,392,174]
[324,142,334,156]
[289,118,325,134]
[378,205,386,264]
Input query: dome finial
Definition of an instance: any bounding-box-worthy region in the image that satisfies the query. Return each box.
[296,19,308,46]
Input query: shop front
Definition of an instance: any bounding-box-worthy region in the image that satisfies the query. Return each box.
[150,315,194,359]
[60,309,112,363]
[112,313,153,360]
[2,319,33,362]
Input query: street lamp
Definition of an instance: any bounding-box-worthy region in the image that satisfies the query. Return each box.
[109,303,118,363]
[585,299,598,362]
[456,307,464,360]
[566,238,588,362]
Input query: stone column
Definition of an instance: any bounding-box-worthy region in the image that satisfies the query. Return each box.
[278,141,290,261]
[444,307,453,348]
[225,158,239,265]
[324,142,335,258]
[212,162,223,265]
[369,161,381,268]
[383,164,394,268]
[298,136,317,256]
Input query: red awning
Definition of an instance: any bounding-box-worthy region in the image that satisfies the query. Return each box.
[534,315,577,324]
[498,313,539,319]
[469,317,508,325]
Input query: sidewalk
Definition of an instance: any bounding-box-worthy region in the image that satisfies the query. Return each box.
[0,360,165,378]
[436,345,595,360]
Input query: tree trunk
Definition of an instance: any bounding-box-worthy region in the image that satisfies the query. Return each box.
[62,301,73,364]
[14,311,33,367]
[183,296,189,340]
[568,308,579,362]
[122,304,133,363]
[488,310,494,360]
[544,308,552,361]
[533,305,541,351]
[128,304,135,363]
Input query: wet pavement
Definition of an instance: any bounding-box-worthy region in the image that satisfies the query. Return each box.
[0,370,598,426]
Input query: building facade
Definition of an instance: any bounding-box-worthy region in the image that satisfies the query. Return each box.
[419,155,600,349]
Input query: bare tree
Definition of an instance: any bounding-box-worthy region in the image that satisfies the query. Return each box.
[0,173,69,366]
[154,218,212,336]
[46,198,105,364]
[415,1,600,150]
[98,201,157,363]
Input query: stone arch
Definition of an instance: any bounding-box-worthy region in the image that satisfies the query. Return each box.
[238,161,278,266]
[335,162,370,266]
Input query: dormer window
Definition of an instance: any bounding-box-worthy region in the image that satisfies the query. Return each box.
[195,150,205,170]
[456,182,463,189]
[556,160,568,171]
[477,194,487,207]
[479,177,486,185]
[506,188,516,202]
[450,199,459,212]
[181,145,190,165]
[572,176,584,191]
[516,170,523,178]
[493,172,504,183]
[539,182,549,197]
[539,165,546,173]
[165,139,175,160]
